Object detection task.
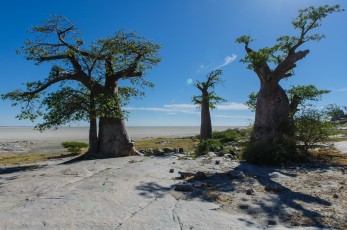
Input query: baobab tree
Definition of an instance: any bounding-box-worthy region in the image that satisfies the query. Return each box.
[236,5,342,161]
[245,84,330,117]
[2,16,161,158]
[193,70,226,141]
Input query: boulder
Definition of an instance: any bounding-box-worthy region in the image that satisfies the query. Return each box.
[229,170,245,180]
[163,147,174,153]
[174,183,193,192]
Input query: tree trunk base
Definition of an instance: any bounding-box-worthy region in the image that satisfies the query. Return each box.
[98,117,139,158]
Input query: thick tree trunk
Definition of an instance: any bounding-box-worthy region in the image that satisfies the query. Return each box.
[253,81,293,141]
[87,95,98,154]
[200,96,212,141]
[87,117,98,154]
[97,117,138,158]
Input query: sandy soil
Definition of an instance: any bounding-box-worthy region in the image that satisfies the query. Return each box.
[0,126,236,154]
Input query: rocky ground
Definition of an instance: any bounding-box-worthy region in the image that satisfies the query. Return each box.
[0,152,346,229]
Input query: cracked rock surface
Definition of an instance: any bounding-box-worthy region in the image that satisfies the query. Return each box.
[0,155,345,229]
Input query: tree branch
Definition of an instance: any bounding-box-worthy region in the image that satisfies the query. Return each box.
[274,49,310,79]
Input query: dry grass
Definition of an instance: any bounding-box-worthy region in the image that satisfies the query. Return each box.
[308,149,347,166]
[135,137,199,152]
[0,150,84,167]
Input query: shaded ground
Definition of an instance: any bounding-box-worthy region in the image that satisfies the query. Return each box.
[0,154,345,229]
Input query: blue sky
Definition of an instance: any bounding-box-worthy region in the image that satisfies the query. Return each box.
[0,0,346,127]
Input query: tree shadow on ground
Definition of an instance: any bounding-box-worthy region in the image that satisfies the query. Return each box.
[197,162,333,228]
[135,182,171,198]
[134,161,336,228]
[0,165,44,175]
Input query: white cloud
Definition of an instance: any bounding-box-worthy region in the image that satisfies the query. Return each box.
[215,115,254,119]
[333,87,347,93]
[216,102,249,111]
[164,104,196,109]
[125,104,199,114]
[215,54,237,69]
[125,102,248,115]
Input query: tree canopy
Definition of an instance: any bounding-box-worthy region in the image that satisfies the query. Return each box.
[236,5,343,80]
[2,15,161,129]
[192,69,226,109]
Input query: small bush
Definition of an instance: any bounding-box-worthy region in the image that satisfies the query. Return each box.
[242,136,296,166]
[213,128,251,143]
[295,108,336,154]
[194,139,223,157]
[62,142,89,154]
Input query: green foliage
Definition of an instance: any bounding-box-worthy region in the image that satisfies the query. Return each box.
[287,85,330,105]
[324,104,345,122]
[62,142,89,154]
[2,15,161,130]
[243,136,296,166]
[194,139,223,157]
[235,35,254,46]
[192,70,226,109]
[212,128,250,143]
[236,5,342,73]
[295,108,335,154]
[245,92,257,112]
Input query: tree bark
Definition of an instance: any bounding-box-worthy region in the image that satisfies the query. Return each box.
[98,117,137,157]
[85,94,98,154]
[253,81,293,141]
[87,116,98,154]
[200,93,212,141]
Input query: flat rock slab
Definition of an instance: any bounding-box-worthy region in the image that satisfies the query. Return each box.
[0,155,343,229]
[334,141,347,154]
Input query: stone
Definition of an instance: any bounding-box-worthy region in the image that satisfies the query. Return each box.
[208,152,216,157]
[194,171,207,180]
[264,184,282,193]
[215,160,220,165]
[174,183,193,192]
[193,182,207,188]
[216,151,225,157]
[178,147,184,153]
[268,220,277,225]
[178,171,195,179]
[153,149,165,156]
[239,204,249,210]
[169,169,174,173]
[225,154,236,160]
[163,147,174,153]
[333,194,339,199]
[229,171,245,180]
[246,189,254,195]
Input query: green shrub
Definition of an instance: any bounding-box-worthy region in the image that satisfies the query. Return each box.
[212,128,251,143]
[295,108,336,154]
[194,139,223,157]
[242,136,296,166]
[62,142,89,154]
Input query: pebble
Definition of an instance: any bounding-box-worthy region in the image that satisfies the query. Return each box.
[246,189,254,195]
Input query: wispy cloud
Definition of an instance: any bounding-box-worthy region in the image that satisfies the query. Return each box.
[197,54,237,74]
[214,54,237,69]
[216,102,248,111]
[125,104,199,114]
[333,87,347,93]
[215,115,254,119]
[125,102,248,115]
